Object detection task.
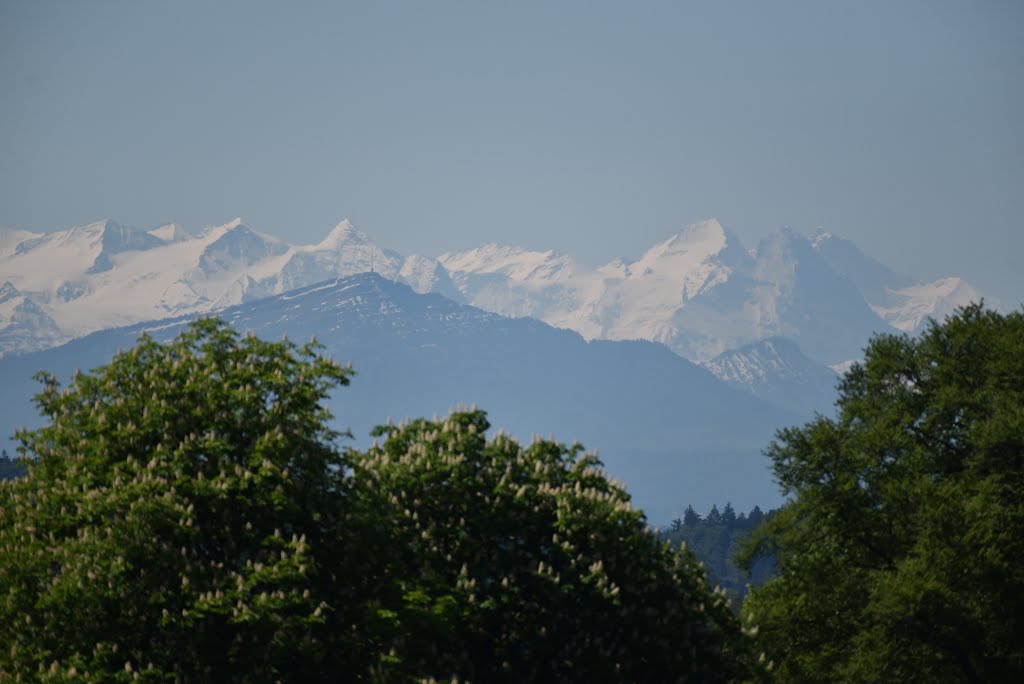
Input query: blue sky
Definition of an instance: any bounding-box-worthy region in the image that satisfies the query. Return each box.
[1,0,1021,302]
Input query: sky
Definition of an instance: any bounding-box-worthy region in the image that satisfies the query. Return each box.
[1,0,1022,303]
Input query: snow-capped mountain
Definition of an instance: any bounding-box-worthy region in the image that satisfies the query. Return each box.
[702,336,840,416]
[811,231,987,334]
[870,277,982,333]
[0,218,457,356]
[0,216,989,369]
[439,243,603,335]
[0,282,67,356]
[438,220,761,358]
[0,273,796,520]
[440,219,973,365]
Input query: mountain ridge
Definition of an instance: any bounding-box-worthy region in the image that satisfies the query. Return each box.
[0,216,989,372]
[0,272,797,520]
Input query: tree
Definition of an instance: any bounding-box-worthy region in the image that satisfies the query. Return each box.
[705,504,722,525]
[350,411,757,682]
[0,448,24,481]
[683,504,701,527]
[721,502,737,529]
[0,319,387,681]
[1,318,758,681]
[745,505,763,528]
[739,304,1024,681]
[664,503,776,601]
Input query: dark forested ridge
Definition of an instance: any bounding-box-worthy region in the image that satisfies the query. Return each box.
[662,503,777,600]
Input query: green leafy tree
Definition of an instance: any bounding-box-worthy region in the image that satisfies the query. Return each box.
[739,304,1024,681]
[350,411,758,682]
[0,319,389,681]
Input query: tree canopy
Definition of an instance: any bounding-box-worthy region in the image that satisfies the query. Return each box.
[739,304,1024,681]
[0,318,755,682]
[0,319,380,681]
[350,411,754,682]
[664,503,776,601]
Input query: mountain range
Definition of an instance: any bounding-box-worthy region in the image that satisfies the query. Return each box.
[0,216,992,518]
[0,273,797,521]
[438,220,985,366]
[0,217,984,364]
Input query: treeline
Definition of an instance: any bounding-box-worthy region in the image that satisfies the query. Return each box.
[662,503,776,599]
[0,449,24,481]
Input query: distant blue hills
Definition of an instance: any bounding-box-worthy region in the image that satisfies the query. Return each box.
[0,273,801,522]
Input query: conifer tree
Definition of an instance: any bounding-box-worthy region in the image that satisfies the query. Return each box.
[705,504,722,525]
[722,502,737,529]
[683,504,701,526]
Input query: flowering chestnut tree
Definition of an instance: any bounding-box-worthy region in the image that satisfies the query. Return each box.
[351,411,755,682]
[0,319,386,681]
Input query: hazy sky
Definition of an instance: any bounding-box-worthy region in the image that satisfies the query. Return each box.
[2,1,1022,303]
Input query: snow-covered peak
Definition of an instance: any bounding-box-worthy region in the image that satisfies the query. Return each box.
[0,212,993,369]
[196,217,245,239]
[0,226,40,254]
[872,277,986,333]
[439,243,578,282]
[149,223,189,243]
[316,219,372,250]
[29,218,117,250]
[197,221,287,275]
[0,281,20,304]
[399,255,445,290]
[623,219,748,305]
[674,218,729,249]
[398,255,464,301]
[0,282,67,356]
[702,336,840,415]
[809,229,909,302]
[629,219,746,276]
[810,229,833,248]
[597,257,630,279]
[753,228,819,283]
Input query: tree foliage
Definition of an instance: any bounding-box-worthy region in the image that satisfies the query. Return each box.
[0,318,756,682]
[0,449,25,481]
[351,412,755,682]
[0,319,380,681]
[739,304,1024,681]
[664,504,775,601]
